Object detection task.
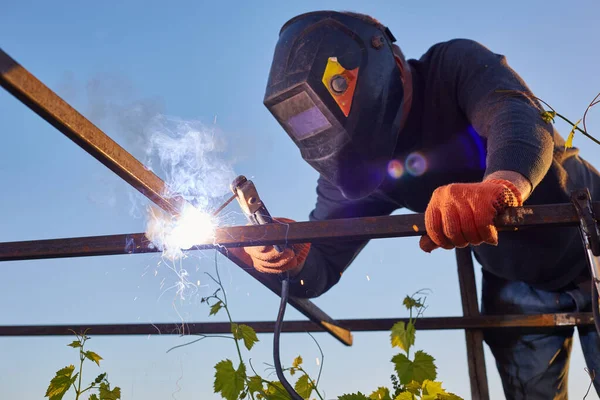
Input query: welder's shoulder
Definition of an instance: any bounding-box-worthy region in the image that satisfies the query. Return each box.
[420,38,506,68]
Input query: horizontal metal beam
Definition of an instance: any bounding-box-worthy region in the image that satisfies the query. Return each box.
[0,203,593,262]
[0,48,352,346]
[0,312,592,337]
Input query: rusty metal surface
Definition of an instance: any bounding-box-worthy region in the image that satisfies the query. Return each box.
[456,248,490,400]
[0,48,351,345]
[0,203,595,262]
[0,312,592,337]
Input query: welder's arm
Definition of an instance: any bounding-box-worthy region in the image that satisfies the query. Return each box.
[285,175,399,298]
[420,39,555,252]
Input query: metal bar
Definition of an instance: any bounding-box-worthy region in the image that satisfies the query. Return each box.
[456,248,489,400]
[0,48,181,216]
[0,48,351,346]
[0,313,593,337]
[0,203,594,262]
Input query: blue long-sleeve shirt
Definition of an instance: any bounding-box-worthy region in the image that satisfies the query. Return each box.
[283,38,600,297]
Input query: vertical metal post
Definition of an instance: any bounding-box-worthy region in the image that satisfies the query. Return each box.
[455,247,490,400]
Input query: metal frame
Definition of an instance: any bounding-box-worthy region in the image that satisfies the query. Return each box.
[1,48,596,400]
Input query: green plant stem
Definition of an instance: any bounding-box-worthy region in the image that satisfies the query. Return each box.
[554,112,600,145]
[75,342,85,400]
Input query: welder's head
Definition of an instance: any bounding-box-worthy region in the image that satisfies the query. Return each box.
[264,11,407,200]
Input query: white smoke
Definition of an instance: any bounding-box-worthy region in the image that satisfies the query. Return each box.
[142,115,237,260]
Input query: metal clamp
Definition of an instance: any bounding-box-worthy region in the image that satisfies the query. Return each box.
[230,175,285,252]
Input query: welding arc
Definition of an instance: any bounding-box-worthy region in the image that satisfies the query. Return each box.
[274,272,304,400]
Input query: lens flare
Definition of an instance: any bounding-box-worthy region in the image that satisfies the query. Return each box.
[387,159,404,179]
[146,203,216,260]
[405,152,427,177]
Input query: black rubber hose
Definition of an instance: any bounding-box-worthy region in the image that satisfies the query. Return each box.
[273,273,303,400]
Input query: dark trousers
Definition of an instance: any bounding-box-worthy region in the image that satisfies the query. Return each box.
[481,269,600,399]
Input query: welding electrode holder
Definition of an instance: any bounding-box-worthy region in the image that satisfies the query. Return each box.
[230,175,286,253]
[571,188,600,337]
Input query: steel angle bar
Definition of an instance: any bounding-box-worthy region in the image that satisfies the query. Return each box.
[0,48,352,346]
[0,312,592,337]
[0,202,595,262]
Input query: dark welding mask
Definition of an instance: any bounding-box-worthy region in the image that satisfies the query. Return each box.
[264,11,405,200]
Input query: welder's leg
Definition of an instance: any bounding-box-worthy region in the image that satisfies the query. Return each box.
[572,280,600,396]
[480,270,575,400]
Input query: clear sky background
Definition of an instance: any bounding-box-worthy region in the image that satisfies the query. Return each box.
[1,0,600,399]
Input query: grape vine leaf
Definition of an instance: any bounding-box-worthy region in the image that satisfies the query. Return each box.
[368,387,392,400]
[248,376,264,395]
[67,340,81,348]
[89,395,99,400]
[293,355,303,368]
[84,351,103,367]
[214,359,247,400]
[93,373,107,385]
[231,324,259,351]
[265,381,292,400]
[209,301,224,316]
[405,381,421,395]
[294,375,313,399]
[392,351,436,385]
[338,393,369,400]
[402,296,422,310]
[390,321,415,352]
[394,392,414,400]
[421,380,445,400]
[45,365,77,400]
[98,382,121,399]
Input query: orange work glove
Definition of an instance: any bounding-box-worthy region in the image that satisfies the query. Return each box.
[242,217,311,274]
[419,179,523,252]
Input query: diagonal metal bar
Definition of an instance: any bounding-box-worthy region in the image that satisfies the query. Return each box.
[0,203,593,262]
[0,312,593,337]
[0,48,352,346]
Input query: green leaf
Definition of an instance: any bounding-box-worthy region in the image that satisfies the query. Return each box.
[394,393,414,400]
[390,321,415,353]
[89,395,99,400]
[439,392,463,400]
[565,119,581,148]
[264,381,292,399]
[292,355,303,368]
[248,376,264,395]
[231,323,259,351]
[405,381,421,395]
[369,387,392,400]
[540,110,556,124]
[421,380,446,400]
[209,300,224,316]
[213,359,247,400]
[99,382,121,400]
[294,375,313,399]
[94,373,107,385]
[45,365,76,400]
[338,393,369,400]
[84,351,103,367]
[392,351,436,385]
[67,340,81,348]
[402,296,423,310]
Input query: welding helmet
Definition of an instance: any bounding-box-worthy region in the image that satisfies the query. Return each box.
[264,11,405,199]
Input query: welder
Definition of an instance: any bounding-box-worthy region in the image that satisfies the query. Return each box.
[235,10,600,398]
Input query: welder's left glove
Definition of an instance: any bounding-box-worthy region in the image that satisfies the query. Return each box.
[419,179,523,252]
[235,218,311,274]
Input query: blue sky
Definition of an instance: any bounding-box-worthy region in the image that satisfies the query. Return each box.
[1,0,600,398]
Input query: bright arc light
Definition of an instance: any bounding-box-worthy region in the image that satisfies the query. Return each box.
[146,203,216,260]
[387,159,404,179]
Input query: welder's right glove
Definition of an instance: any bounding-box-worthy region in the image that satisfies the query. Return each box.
[235,217,311,274]
[419,179,523,252]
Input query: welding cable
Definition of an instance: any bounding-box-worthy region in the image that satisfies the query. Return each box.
[273,272,304,400]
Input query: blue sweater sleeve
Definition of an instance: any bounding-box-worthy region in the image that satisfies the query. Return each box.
[446,39,555,190]
[287,175,399,298]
